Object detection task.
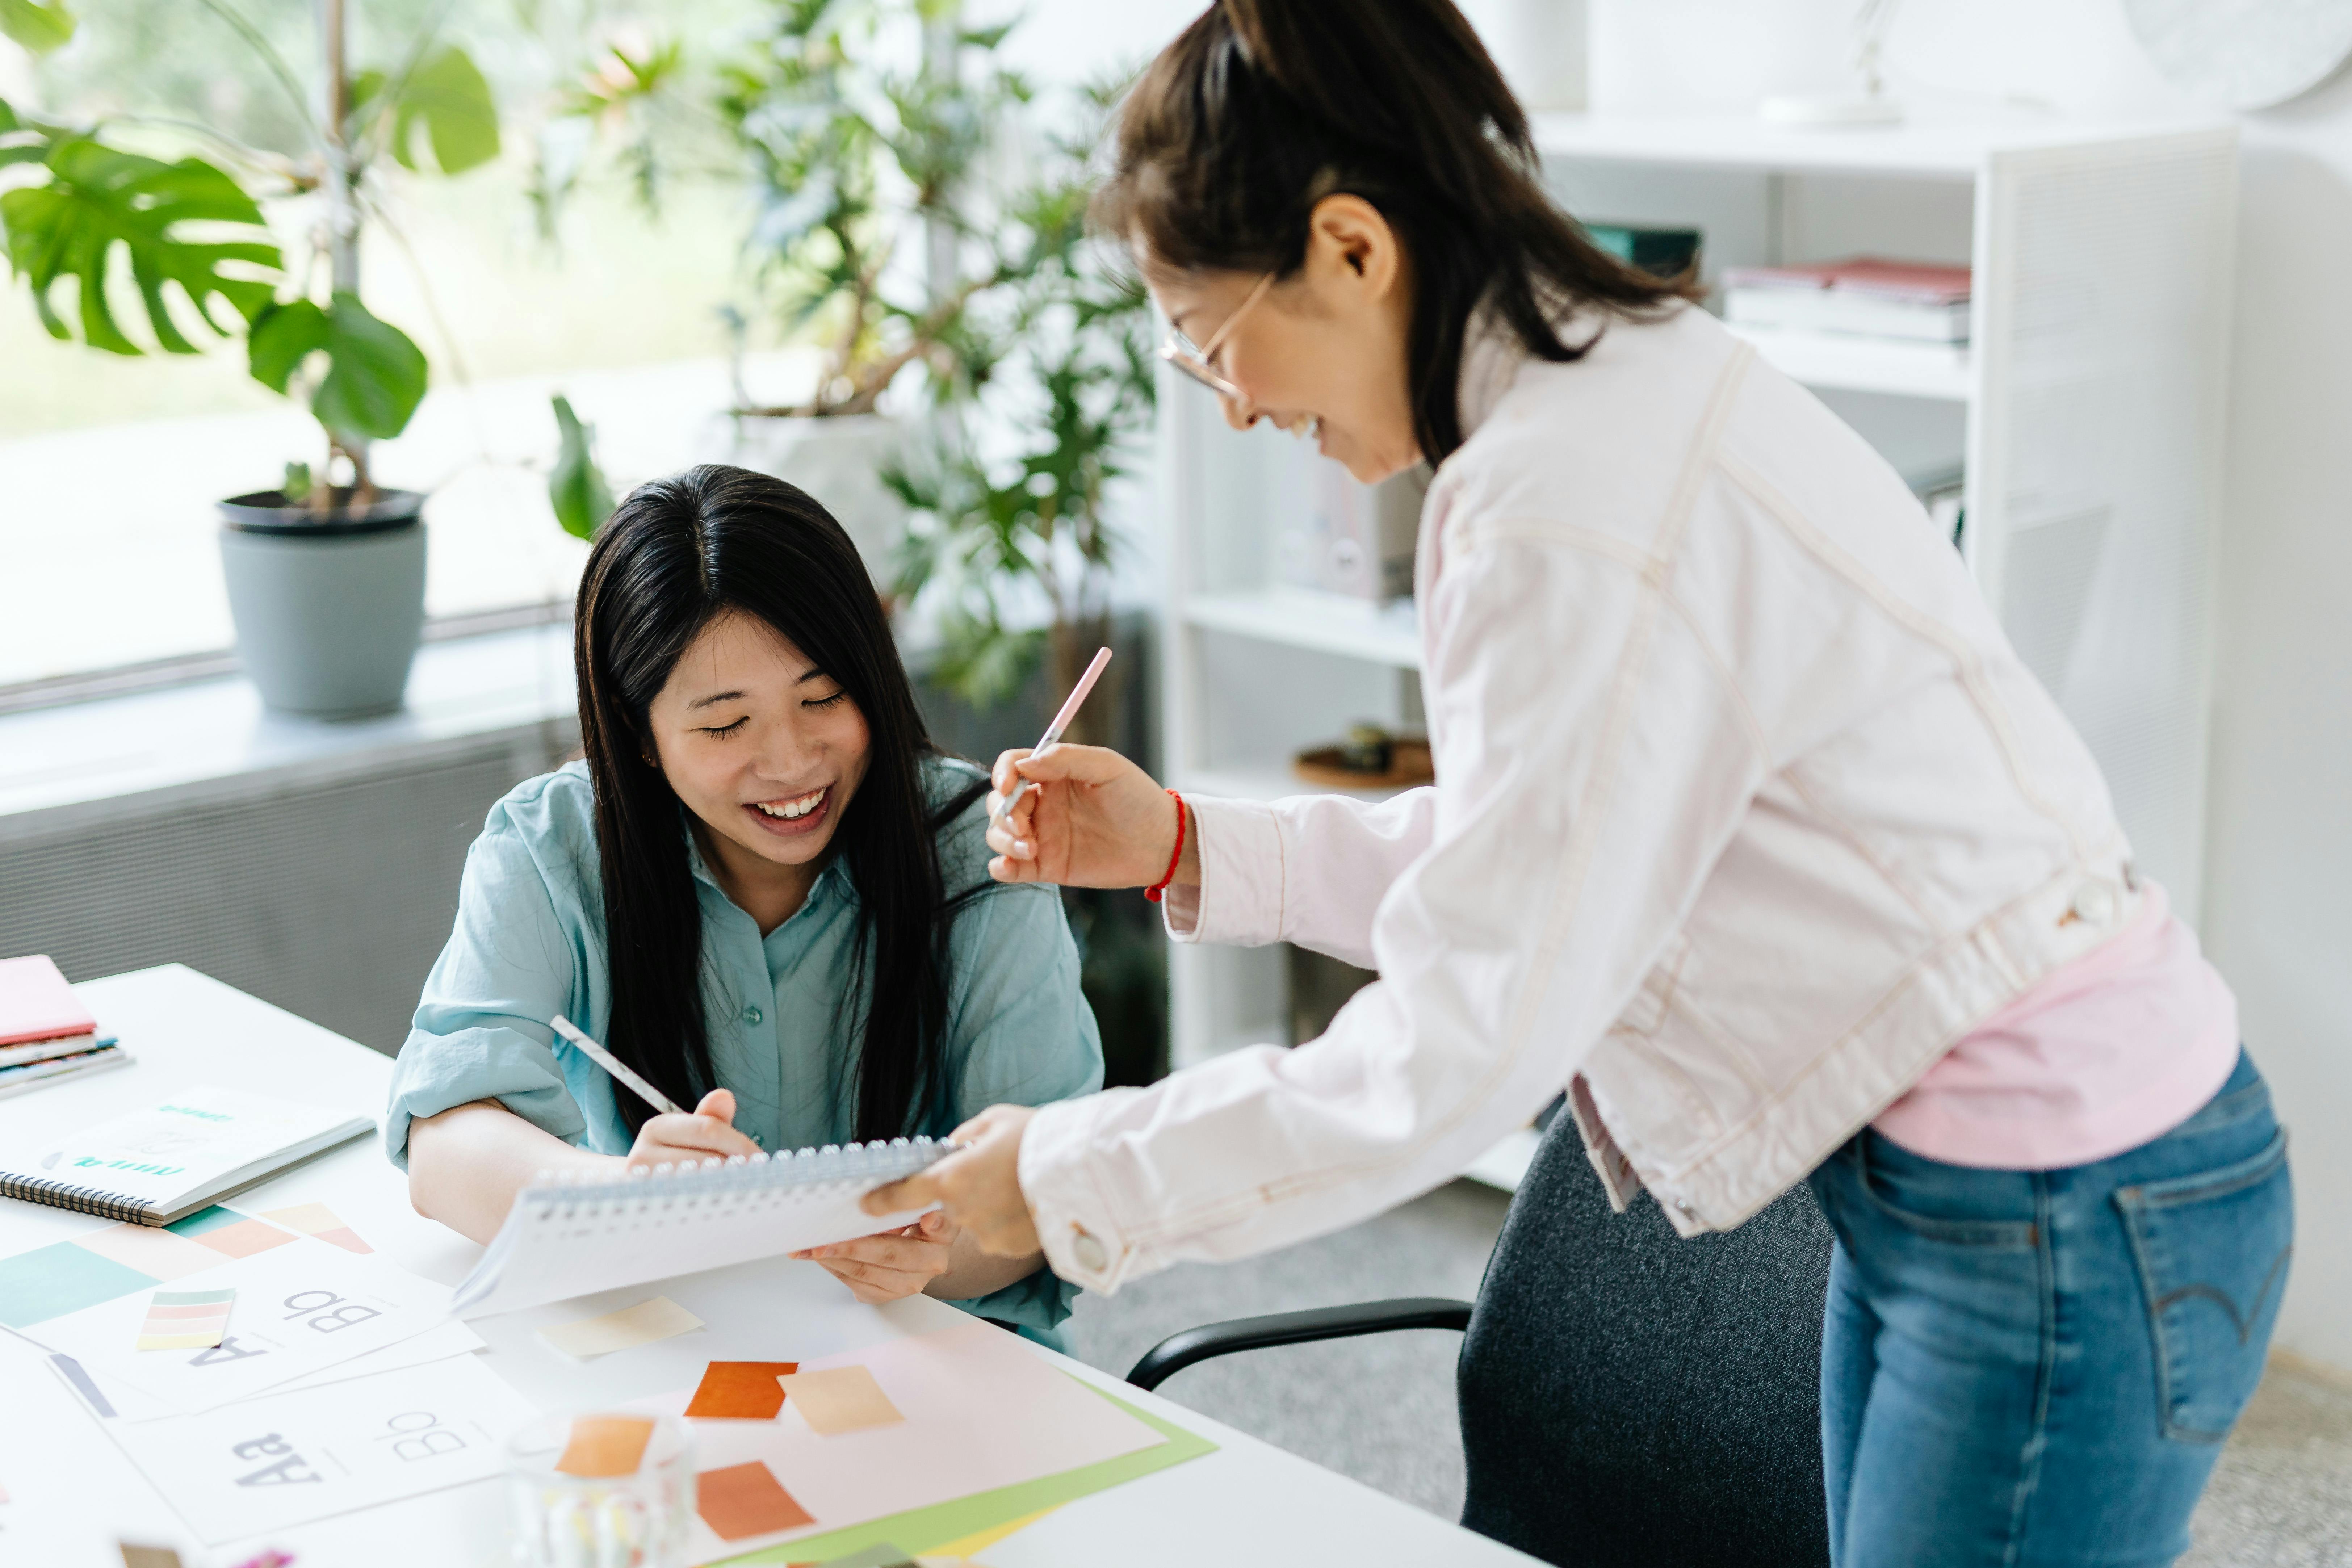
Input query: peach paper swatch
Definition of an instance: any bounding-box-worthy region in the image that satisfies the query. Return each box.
[695,1459,814,1540]
[555,1415,655,1478]
[537,1296,703,1359]
[260,1202,374,1254]
[684,1360,800,1420]
[776,1364,904,1434]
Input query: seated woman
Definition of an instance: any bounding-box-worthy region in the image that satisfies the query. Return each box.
[387,464,1102,1339]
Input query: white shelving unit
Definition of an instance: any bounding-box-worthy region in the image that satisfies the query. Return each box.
[1156,114,2238,1192]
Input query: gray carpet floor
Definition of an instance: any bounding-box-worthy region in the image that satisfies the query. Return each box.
[1060,1179,2352,1563]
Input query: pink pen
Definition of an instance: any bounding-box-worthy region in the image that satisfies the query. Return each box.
[990,646,1113,829]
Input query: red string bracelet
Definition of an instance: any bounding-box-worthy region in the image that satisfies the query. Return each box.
[1144,790,1187,904]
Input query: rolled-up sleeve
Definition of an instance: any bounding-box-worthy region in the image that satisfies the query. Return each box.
[1020,523,1769,1295]
[936,877,1104,1334]
[384,809,589,1169]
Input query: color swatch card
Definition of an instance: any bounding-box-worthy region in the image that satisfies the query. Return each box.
[136,1287,235,1350]
[98,1356,539,1545]
[629,1320,1167,1558]
[26,1234,455,1414]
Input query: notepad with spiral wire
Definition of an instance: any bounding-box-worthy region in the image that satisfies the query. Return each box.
[452,1137,953,1318]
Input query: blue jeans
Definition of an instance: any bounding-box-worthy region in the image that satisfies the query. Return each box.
[1807,1050,2292,1568]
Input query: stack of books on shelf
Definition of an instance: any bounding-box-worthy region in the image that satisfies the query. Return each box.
[1722,257,1972,345]
[0,954,131,1101]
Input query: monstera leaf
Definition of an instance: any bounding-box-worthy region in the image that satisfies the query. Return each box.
[0,0,76,55]
[0,135,278,354]
[354,44,501,176]
[248,291,428,442]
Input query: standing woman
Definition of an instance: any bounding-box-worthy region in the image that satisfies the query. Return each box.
[871,1,2294,1561]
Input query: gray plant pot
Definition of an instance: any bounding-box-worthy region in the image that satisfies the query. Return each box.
[217,488,428,718]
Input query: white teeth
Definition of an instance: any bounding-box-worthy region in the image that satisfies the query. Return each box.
[755,788,826,820]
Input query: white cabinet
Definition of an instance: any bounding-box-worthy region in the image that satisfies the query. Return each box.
[1155,115,2239,1104]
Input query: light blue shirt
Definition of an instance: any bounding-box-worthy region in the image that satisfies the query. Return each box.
[385,755,1103,1336]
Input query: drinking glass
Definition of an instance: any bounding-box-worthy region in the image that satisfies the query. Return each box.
[507,1412,695,1568]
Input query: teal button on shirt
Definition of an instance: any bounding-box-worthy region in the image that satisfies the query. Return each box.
[386,755,1103,1337]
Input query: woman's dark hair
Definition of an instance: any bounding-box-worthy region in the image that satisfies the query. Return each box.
[574,464,985,1143]
[1095,0,1699,464]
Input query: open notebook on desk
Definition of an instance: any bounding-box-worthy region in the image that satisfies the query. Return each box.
[453,1136,953,1317]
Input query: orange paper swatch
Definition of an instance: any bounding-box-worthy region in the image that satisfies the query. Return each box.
[696,1460,814,1540]
[555,1415,656,1478]
[684,1360,800,1420]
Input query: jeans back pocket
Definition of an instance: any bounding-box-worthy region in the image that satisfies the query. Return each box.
[2114,1129,2294,1442]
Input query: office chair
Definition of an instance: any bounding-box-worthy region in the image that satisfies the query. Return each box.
[1127,1112,1835,1568]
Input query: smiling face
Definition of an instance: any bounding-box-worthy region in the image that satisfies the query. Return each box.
[645,609,870,917]
[1149,193,1423,485]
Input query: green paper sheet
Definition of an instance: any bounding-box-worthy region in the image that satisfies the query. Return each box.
[164,1205,242,1238]
[0,1240,157,1328]
[718,1376,1217,1565]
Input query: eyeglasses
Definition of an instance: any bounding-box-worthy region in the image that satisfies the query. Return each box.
[1158,271,1276,399]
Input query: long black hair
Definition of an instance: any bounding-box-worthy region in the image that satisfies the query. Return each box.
[574,464,985,1143]
[1094,0,1699,465]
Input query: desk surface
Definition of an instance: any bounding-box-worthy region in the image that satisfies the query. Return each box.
[0,966,1529,1567]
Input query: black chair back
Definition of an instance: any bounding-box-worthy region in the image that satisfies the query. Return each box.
[1458,1112,1834,1567]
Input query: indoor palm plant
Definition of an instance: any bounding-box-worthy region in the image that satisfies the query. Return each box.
[700,0,1035,581]
[0,0,498,714]
[886,85,1157,744]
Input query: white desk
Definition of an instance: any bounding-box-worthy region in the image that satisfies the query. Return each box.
[0,967,1531,1568]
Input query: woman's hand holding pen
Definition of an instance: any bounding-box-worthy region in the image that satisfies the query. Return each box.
[626,1088,759,1169]
[985,745,1199,891]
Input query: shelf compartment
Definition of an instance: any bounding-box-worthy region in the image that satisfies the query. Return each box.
[1726,323,1973,401]
[1183,587,1422,670]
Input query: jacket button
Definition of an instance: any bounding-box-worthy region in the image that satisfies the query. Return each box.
[1072,1229,1108,1273]
[2070,882,2118,927]
[1672,1198,1695,1218]
[742,1005,764,1026]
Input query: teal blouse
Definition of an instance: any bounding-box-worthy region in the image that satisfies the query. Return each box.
[385,755,1103,1336]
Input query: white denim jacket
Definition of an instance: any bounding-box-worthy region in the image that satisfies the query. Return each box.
[1019,303,2140,1294]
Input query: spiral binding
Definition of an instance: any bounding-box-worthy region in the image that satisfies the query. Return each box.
[520,1134,955,1210]
[0,1172,157,1225]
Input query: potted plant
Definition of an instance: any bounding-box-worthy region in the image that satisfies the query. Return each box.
[886,92,1158,745]
[699,0,1035,584]
[0,0,499,716]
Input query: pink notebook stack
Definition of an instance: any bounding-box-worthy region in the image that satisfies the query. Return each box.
[0,955,130,1101]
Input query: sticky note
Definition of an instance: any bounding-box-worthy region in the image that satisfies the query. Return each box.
[777,1365,904,1435]
[536,1296,703,1360]
[684,1360,800,1419]
[554,1414,655,1478]
[695,1459,814,1540]
[260,1203,373,1254]
[137,1287,234,1350]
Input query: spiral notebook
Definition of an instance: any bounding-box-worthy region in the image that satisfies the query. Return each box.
[452,1137,954,1318]
[0,1085,373,1225]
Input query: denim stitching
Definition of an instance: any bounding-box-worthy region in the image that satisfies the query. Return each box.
[2003,1173,2057,1565]
[2114,1129,2292,1443]
[1855,1133,2038,1249]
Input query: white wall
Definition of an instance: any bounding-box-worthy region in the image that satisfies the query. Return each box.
[1007,0,2352,1373]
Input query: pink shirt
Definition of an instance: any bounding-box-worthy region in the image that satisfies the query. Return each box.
[1873,882,2240,1170]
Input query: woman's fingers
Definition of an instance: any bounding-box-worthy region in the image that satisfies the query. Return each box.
[628,1098,759,1167]
[864,1105,1041,1257]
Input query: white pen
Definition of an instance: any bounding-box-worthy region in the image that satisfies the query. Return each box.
[992,646,1114,830]
[550,1014,687,1118]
